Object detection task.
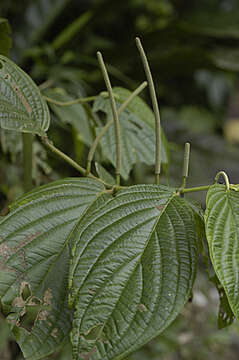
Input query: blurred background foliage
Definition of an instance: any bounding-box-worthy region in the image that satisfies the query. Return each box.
[1,0,239,359]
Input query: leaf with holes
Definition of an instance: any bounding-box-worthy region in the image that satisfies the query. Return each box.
[0,178,109,360]
[93,87,168,180]
[69,184,198,360]
[0,56,50,135]
[205,184,239,321]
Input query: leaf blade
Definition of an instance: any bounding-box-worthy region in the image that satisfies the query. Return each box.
[0,56,50,135]
[69,185,198,359]
[0,178,106,359]
[205,184,239,321]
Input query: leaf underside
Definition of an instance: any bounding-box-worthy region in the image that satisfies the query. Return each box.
[205,184,239,321]
[93,87,168,180]
[0,178,106,360]
[69,184,198,360]
[0,55,50,135]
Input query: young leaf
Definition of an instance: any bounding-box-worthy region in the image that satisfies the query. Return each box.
[69,185,198,360]
[0,56,50,135]
[93,87,168,180]
[205,184,239,322]
[0,178,108,360]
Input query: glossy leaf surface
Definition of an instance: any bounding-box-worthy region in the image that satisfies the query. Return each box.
[205,184,239,321]
[0,56,50,135]
[69,185,198,360]
[0,178,106,359]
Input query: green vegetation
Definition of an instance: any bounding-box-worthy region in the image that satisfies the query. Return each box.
[1,1,239,359]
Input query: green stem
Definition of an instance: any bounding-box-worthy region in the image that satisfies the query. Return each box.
[214,171,230,191]
[180,185,211,194]
[86,81,148,175]
[97,51,121,187]
[22,133,33,192]
[136,37,161,184]
[43,95,97,106]
[41,136,112,188]
[180,142,190,191]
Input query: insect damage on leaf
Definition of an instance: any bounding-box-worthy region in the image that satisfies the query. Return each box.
[8,282,53,332]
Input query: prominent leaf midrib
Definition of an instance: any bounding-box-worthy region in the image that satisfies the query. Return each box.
[108,196,196,360]
[2,62,43,119]
[1,190,106,299]
[119,196,185,354]
[74,191,177,356]
[75,214,158,326]
[218,190,239,311]
[70,197,171,284]
[70,206,159,292]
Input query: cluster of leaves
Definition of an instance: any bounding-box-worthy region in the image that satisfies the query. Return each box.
[0,50,239,360]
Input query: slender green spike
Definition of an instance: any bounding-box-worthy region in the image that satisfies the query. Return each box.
[181,142,191,191]
[97,51,121,186]
[86,81,148,175]
[135,37,161,184]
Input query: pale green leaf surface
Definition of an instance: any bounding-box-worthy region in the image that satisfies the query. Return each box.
[0,56,50,135]
[44,88,94,146]
[205,184,239,321]
[93,87,168,180]
[69,185,198,360]
[0,178,106,359]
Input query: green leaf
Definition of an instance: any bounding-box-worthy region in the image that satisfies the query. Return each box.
[0,178,106,359]
[0,18,12,56]
[44,88,94,146]
[93,87,168,180]
[0,56,50,135]
[205,184,239,322]
[69,185,198,360]
[210,275,235,329]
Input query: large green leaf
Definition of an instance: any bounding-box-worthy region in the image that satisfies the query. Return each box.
[205,184,239,321]
[93,87,168,180]
[0,178,107,359]
[0,18,12,56]
[69,185,198,360]
[0,56,50,135]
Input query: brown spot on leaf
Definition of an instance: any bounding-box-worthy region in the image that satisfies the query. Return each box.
[13,232,41,252]
[0,206,10,216]
[38,310,49,321]
[12,82,32,115]
[0,244,10,258]
[138,303,148,312]
[51,328,58,338]
[43,288,52,306]
[79,346,97,360]
[156,205,165,211]
[88,289,96,295]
